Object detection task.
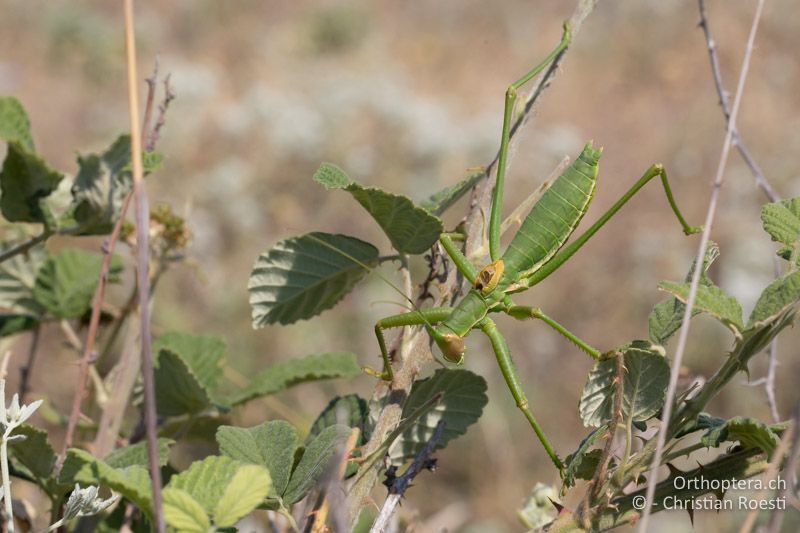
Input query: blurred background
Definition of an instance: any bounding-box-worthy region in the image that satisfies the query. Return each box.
[1,1,798,531]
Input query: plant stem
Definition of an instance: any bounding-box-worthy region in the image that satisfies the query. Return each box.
[1,429,15,533]
[0,231,51,264]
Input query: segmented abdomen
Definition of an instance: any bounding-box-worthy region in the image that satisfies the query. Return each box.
[502,142,602,277]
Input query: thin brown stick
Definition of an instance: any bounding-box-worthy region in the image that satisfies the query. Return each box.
[123,0,165,530]
[141,56,159,150]
[698,0,780,204]
[0,231,51,264]
[699,0,782,424]
[638,1,767,530]
[147,74,176,152]
[18,324,41,402]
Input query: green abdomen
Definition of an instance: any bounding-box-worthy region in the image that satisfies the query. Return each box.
[502,142,601,277]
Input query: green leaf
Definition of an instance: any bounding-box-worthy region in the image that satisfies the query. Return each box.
[69,135,164,235]
[649,241,719,345]
[419,171,483,216]
[674,412,727,439]
[307,394,370,445]
[621,342,670,421]
[0,244,46,316]
[32,249,117,319]
[1,142,63,223]
[701,416,781,455]
[314,163,443,254]
[579,342,670,427]
[658,280,744,333]
[8,424,56,480]
[249,232,378,326]
[167,455,271,523]
[284,424,351,504]
[105,439,174,469]
[217,420,298,496]
[563,425,608,489]
[155,331,226,395]
[229,352,361,406]
[761,197,800,247]
[0,314,38,337]
[154,349,214,417]
[0,96,34,151]
[391,369,488,462]
[163,488,211,532]
[748,271,800,328]
[214,464,272,527]
[518,483,560,531]
[59,449,152,517]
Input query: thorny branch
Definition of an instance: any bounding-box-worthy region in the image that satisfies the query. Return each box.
[698,0,782,424]
[59,59,174,463]
[347,0,599,526]
[123,0,164,528]
[370,420,446,533]
[639,1,767,530]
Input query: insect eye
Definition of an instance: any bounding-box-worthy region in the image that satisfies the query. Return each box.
[474,259,505,295]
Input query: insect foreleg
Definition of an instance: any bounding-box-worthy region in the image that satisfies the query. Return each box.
[525,164,703,288]
[366,307,454,382]
[507,305,602,360]
[479,317,564,473]
[439,232,479,285]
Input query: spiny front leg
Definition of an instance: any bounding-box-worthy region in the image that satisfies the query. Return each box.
[364,307,455,382]
[479,317,564,474]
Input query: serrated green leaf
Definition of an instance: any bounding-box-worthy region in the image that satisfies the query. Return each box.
[420,171,483,216]
[155,331,226,395]
[249,232,378,326]
[701,416,781,455]
[649,242,719,345]
[59,449,152,517]
[563,425,608,489]
[1,142,63,223]
[105,439,174,469]
[658,280,744,333]
[32,249,117,319]
[622,342,670,421]
[217,420,298,496]
[314,163,443,254]
[163,488,210,532]
[160,415,228,443]
[391,369,488,462]
[580,342,670,427]
[229,352,361,406]
[0,244,45,315]
[307,394,370,445]
[214,464,271,527]
[761,197,800,247]
[748,271,800,328]
[167,455,271,524]
[0,97,34,151]
[69,135,164,235]
[8,424,56,480]
[284,424,351,504]
[154,349,213,417]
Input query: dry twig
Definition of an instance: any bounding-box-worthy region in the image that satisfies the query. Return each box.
[639,1,767,529]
